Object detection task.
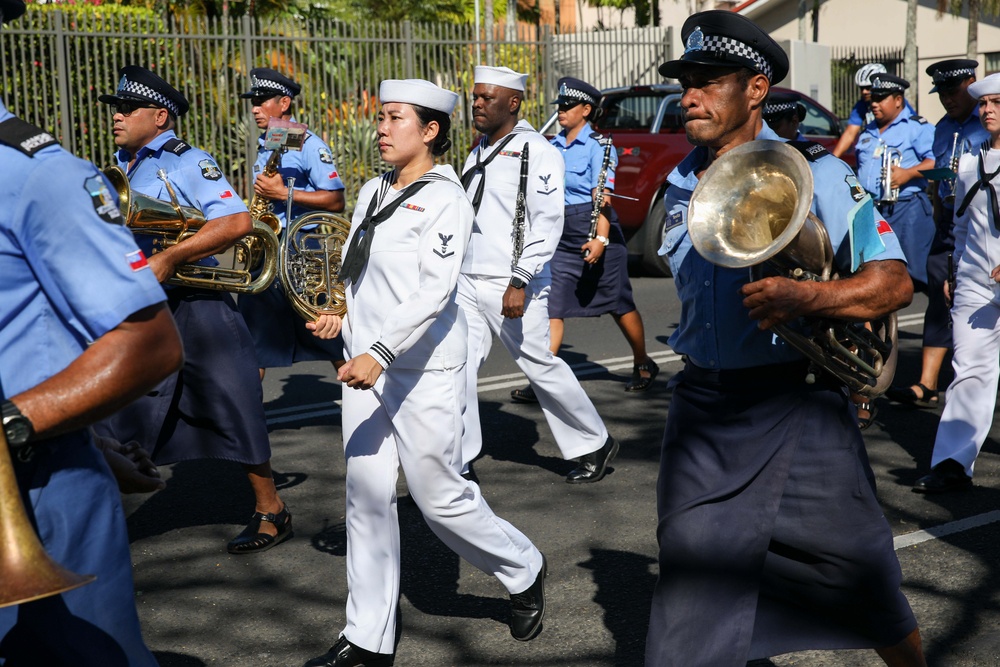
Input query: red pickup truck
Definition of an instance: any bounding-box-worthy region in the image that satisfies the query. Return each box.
[541,84,849,275]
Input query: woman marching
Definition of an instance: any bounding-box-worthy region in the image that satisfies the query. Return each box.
[510,77,657,403]
[302,79,546,667]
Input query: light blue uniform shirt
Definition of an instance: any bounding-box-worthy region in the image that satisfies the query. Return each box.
[253,122,346,226]
[933,109,989,206]
[549,121,617,205]
[116,129,248,267]
[659,124,905,370]
[856,113,935,200]
[0,99,166,398]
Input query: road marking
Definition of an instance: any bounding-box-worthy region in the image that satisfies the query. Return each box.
[895,511,1000,550]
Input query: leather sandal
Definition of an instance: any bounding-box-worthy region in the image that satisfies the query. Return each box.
[227,505,293,554]
[886,382,939,409]
[856,400,878,431]
[510,385,538,404]
[625,359,660,392]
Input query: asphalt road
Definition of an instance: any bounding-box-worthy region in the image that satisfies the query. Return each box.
[123,277,1000,667]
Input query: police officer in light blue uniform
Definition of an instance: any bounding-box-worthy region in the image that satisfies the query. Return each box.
[762,91,806,141]
[648,10,925,666]
[94,66,293,555]
[886,59,988,408]
[856,72,936,289]
[540,76,658,396]
[237,68,348,371]
[0,3,182,661]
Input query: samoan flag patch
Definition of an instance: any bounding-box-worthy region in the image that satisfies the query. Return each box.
[400,202,425,212]
[876,218,893,235]
[220,190,234,199]
[126,249,149,272]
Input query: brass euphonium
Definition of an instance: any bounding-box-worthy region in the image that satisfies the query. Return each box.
[280,211,351,320]
[688,140,897,398]
[0,429,95,608]
[104,166,278,295]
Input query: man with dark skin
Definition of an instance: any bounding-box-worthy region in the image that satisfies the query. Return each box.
[647,11,925,666]
[457,66,618,484]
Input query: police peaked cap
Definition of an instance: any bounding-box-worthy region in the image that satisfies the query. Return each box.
[869,73,909,97]
[763,91,805,122]
[0,0,26,23]
[99,65,189,117]
[658,10,789,84]
[552,77,601,107]
[926,58,978,93]
[240,68,301,99]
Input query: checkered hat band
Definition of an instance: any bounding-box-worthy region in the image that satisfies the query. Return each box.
[934,68,976,83]
[251,75,293,97]
[118,76,180,116]
[764,101,795,115]
[701,35,772,81]
[562,88,596,104]
[871,78,901,91]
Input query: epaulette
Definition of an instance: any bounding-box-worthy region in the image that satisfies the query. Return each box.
[590,131,612,145]
[161,138,192,155]
[910,114,929,124]
[787,140,829,161]
[0,117,59,157]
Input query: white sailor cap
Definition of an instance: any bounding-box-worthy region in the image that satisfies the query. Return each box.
[968,72,1000,100]
[379,79,458,114]
[474,66,528,92]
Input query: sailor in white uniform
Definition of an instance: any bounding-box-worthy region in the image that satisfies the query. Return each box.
[458,65,618,484]
[303,79,546,667]
[914,72,1000,494]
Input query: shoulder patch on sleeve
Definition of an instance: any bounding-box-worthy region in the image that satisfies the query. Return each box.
[161,138,192,155]
[84,173,125,224]
[0,117,59,156]
[787,140,829,161]
[319,147,334,164]
[198,158,223,181]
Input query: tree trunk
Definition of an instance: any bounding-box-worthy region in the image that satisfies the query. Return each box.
[797,0,807,40]
[554,0,560,35]
[968,0,980,59]
[485,0,495,63]
[506,0,517,41]
[904,0,918,85]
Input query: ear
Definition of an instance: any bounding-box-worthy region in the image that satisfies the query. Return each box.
[423,118,440,146]
[508,93,522,114]
[747,75,769,109]
[154,107,172,130]
[280,96,292,114]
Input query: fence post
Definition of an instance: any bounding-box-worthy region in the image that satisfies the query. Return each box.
[52,10,73,154]
[403,21,415,79]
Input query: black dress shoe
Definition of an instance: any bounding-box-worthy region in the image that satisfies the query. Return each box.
[509,555,546,641]
[227,504,293,554]
[303,636,394,667]
[565,436,619,484]
[912,459,972,494]
[510,385,538,403]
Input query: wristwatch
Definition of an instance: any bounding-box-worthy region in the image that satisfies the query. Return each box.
[509,277,527,290]
[2,400,34,448]
[595,235,610,247]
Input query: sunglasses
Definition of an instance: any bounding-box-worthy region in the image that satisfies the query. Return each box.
[250,94,280,107]
[557,102,583,111]
[112,101,161,116]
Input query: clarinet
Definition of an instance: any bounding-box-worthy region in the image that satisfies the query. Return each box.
[511,142,529,271]
[584,135,614,259]
[947,251,956,307]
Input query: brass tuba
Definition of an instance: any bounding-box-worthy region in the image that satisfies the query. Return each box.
[280,211,351,321]
[688,140,897,398]
[0,429,95,607]
[104,166,278,295]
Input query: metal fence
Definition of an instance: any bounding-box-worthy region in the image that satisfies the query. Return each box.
[830,45,906,121]
[0,10,672,209]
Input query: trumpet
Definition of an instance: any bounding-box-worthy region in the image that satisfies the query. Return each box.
[877,140,902,209]
[688,140,897,398]
[945,132,972,204]
[104,166,278,295]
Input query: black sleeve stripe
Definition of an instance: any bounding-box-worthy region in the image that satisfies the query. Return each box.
[369,341,396,367]
[512,267,533,283]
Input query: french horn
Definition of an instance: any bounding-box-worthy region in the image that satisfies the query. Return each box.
[688,140,897,398]
[280,211,351,321]
[104,166,278,295]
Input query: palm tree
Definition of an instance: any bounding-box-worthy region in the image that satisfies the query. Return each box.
[937,0,1000,59]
